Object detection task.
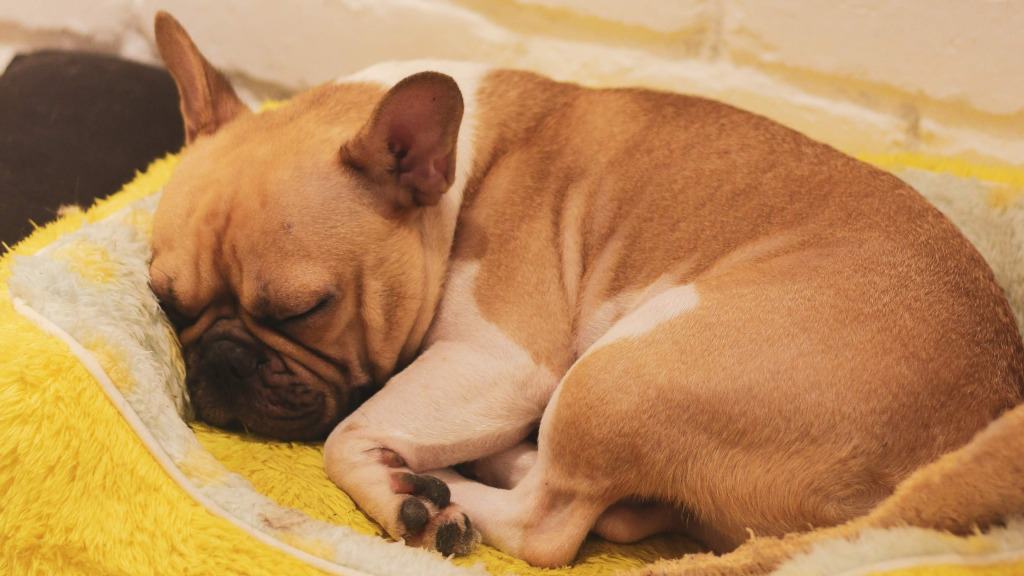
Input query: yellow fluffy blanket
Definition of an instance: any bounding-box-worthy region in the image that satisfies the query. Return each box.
[1,149,1022,576]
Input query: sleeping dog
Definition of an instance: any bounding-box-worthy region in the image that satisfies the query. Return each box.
[148,12,1024,566]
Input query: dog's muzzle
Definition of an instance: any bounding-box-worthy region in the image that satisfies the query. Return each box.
[185,325,345,441]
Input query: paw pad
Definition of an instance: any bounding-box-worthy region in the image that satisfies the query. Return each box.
[435,513,475,556]
[400,473,451,508]
[399,496,429,534]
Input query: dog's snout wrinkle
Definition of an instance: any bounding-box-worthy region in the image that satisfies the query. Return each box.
[240,311,348,387]
[263,350,291,375]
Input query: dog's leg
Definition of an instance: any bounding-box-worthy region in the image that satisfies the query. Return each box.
[324,340,557,555]
[465,442,686,544]
[461,441,537,489]
[425,361,674,567]
[593,502,687,544]
[432,461,607,568]
[432,379,708,567]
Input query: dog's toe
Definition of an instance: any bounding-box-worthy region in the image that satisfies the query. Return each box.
[433,512,478,556]
[397,473,451,508]
[435,521,461,556]
[399,496,430,534]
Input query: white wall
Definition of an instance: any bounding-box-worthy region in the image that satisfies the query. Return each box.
[1,0,1021,167]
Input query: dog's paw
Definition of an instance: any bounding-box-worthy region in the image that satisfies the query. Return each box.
[326,441,480,556]
[389,471,480,555]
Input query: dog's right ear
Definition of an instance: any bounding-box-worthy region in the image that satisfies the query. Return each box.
[154,11,248,144]
[341,72,464,210]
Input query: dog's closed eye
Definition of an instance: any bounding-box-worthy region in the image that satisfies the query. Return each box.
[275,294,334,326]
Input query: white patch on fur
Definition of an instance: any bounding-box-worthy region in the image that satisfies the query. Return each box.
[552,281,700,448]
[429,261,530,355]
[596,283,699,346]
[577,277,699,355]
[340,60,490,354]
[335,260,558,471]
[429,261,559,416]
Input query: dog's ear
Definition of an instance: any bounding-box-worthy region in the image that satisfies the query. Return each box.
[341,72,464,209]
[154,11,248,144]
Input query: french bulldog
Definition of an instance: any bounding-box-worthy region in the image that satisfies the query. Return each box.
[148,11,1023,567]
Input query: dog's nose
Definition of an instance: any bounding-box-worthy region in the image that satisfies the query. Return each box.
[202,338,261,385]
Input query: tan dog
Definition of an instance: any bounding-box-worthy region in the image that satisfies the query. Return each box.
[148,12,1023,567]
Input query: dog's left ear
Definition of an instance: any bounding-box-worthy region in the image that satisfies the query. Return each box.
[342,72,464,209]
[154,11,248,144]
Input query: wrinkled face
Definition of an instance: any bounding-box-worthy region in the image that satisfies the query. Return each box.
[149,13,463,440]
[150,100,413,440]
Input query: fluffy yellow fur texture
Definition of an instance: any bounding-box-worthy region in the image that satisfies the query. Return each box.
[1,149,1022,576]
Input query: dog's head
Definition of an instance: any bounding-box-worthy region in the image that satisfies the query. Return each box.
[148,12,464,440]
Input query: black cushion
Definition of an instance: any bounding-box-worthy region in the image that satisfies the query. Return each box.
[0,50,184,246]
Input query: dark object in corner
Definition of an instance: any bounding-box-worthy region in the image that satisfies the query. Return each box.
[0,50,184,246]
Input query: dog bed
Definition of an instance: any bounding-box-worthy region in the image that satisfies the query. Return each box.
[2,113,1023,574]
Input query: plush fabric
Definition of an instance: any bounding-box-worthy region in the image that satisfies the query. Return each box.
[0,50,183,246]
[0,135,1022,574]
[0,164,323,576]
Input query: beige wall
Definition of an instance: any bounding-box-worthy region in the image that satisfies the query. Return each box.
[1,0,1021,167]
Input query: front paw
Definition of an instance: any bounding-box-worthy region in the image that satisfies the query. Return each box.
[391,472,480,555]
[324,433,480,556]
